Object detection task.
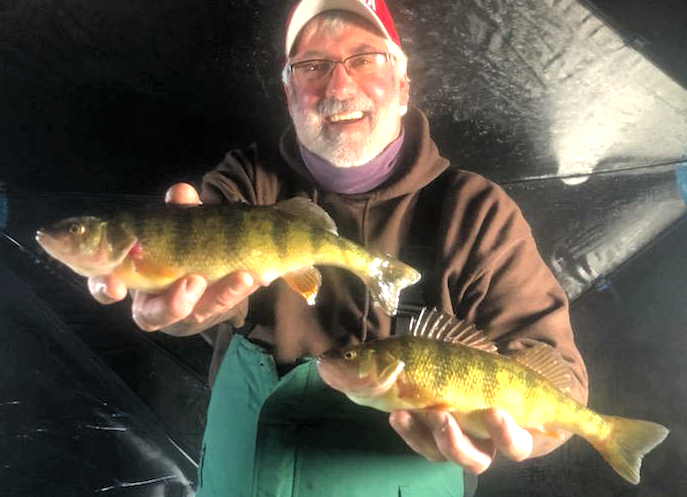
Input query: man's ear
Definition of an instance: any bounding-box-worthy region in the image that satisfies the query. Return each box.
[283,83,291,101]
[283,83,294,116]
[399,75,410,116]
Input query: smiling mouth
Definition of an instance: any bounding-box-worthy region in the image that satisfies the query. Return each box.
[326,110,366,124]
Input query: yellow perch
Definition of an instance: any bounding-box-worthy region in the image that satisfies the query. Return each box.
[317,308,669,484]
[35,198,420,315]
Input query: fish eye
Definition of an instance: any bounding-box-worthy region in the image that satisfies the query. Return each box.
[343,350,357,361]
[69,223,85,235]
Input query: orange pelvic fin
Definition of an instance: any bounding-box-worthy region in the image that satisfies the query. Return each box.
[283,266,322,305]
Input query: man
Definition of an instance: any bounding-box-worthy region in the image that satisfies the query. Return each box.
[88,1,588,496]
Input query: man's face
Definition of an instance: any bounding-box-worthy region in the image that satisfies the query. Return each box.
[285,19,409,168]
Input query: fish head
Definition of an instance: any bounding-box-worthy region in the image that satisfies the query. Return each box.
[317,342,405,399]
[36,216,134,277]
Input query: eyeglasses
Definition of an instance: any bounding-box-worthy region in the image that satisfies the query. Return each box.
[289,52,393,87]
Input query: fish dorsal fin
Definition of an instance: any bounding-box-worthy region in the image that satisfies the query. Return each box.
[508,343,574,394]
[283,266,322,305]
[409,307,497,353]
[273,197,338,235]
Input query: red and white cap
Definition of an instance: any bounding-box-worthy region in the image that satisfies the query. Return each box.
[285,0,401,57]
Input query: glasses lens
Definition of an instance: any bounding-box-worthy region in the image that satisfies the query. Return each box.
[292,60,333,83]
[345,53,388,76]
[291,53,390,86]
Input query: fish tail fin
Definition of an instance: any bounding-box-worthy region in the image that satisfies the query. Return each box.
[361,257,420,316]
[592,414,669,485]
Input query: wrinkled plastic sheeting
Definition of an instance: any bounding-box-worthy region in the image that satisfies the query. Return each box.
[0,181,6,230]
[2,0,687,192]
[399,0,687,184]
[0,259,197,496]
[478,216,687,496]
[504,164,686,299]
[677,163,687,206]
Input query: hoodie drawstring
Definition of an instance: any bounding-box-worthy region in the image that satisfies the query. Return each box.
[312,188,371,343]
[360,198,372,342]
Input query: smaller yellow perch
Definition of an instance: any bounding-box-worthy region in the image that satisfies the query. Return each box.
[317,308,669,484]
[35,198,420,315]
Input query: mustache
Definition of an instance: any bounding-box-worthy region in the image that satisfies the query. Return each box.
[316,97,375,117]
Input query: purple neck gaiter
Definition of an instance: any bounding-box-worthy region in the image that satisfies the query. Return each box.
[298,129,405,194]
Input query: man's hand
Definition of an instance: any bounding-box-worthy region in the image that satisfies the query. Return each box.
[87,182,259,336]
[389,408,534,474]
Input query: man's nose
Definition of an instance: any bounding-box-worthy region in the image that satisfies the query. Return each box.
[325,63,358,100]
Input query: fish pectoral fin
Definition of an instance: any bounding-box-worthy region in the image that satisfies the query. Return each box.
[283,266,322,305]
[273,197,338,235]
[113,257,185,291]
[417,403,453,412]
[396,373,421,402]
[395,373,442,407]
[528,425,568,440]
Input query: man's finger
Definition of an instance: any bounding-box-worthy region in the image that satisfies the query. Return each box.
[418,411,494,474]
[165,182,202,205]
[131,275,207,332]
[187,271,256,324]
[389,410,446,462]
[88,275,128,304]
[483,408,533,462]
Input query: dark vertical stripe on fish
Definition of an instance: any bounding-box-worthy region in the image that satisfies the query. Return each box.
[521,367,539,421]
[271,214,289,262]
[234,207,247,246]
[336,236,350,265]
[174,208,196,264]
[433,341,450,396]
[481,353,498,405]
[308,222,323,257]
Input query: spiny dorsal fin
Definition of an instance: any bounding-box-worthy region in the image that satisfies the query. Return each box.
[273,197,338,235]
[507,343,574,394]
[409,307,497,353]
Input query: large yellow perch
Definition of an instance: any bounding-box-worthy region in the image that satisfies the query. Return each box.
[317,308,669,484]
[35,198,420,315]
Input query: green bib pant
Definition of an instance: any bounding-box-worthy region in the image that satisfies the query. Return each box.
[196,335,472,497]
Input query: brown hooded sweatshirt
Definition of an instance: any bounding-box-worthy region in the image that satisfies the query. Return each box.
[201,107,588,407]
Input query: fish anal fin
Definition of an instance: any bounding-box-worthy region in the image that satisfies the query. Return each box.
[409,307,497,353]
[273,198,338,235]
[283,266,322,305]
[528,425,568,440]
[422,403,453,412]
[508,343,574,394]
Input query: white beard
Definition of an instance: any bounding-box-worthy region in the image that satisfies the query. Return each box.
[290,92,402,168]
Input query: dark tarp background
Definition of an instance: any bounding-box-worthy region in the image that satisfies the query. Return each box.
[1,0,686,495]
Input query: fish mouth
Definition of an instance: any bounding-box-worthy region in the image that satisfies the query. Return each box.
[35,229,59,253]
[315,355,355,392]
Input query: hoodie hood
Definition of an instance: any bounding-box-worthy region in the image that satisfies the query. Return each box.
[279,107,451,204]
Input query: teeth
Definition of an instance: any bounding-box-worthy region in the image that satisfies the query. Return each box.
[328,111,364,123]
